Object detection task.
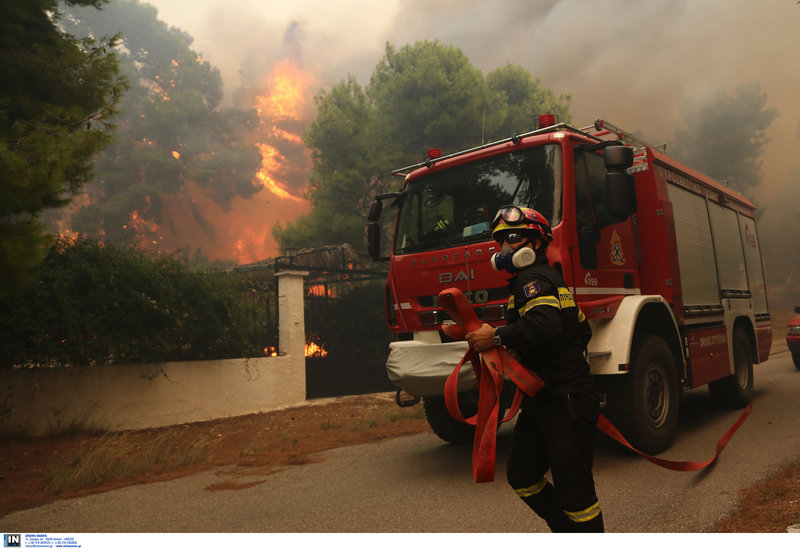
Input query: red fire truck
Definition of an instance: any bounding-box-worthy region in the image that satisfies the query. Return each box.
[367,116,772,455]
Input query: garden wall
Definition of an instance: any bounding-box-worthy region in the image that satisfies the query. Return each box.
[0,270,309,436]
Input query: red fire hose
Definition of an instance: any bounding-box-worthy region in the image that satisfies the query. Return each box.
[437,287,752,482]
[438,287,543,483]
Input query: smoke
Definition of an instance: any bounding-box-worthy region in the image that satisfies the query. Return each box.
[144,0,799,281]
[153,0,798,186]
[386,1,798,180]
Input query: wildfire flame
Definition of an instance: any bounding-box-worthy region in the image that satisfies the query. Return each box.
[123,196,160,245]
[57,55,317,265]
[304,341,328,358]
[252,57,316,204]
[263,342,328,358]
[254,144,300,202]
[137,56,315,263]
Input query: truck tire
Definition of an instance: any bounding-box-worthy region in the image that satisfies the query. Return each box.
[709,328,753,408]
[604,334,681,455]
[792,353,800,371]
[423,394,477,445]
[422,391,507,445]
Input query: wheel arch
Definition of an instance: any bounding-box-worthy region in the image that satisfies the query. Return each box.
[633,302,685,383]
[588,295,683,378]
[731,315,757,363]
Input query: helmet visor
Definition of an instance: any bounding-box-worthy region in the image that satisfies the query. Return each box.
[491,205,528,230]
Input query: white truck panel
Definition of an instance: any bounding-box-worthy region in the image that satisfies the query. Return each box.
[667,184,720,307]
[708,201,748,292]
[739,215,768,315]
[587,295,682,375]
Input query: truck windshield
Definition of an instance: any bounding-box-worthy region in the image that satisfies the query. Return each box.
[394,144,562,254]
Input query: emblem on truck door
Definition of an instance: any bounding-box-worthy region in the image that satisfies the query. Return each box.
[610,228,626,266]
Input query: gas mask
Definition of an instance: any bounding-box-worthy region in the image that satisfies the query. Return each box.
[490,242,536,274]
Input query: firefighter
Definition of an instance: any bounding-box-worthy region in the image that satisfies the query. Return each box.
[466,205,604,533]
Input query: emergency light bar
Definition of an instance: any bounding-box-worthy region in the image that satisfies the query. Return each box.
[537,114,557,128]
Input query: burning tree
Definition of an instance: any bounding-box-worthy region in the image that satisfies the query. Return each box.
[55,0,315,264]
[55,0,259,261]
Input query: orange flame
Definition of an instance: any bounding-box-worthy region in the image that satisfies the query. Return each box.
[252,58,316,205]
[254,144,302,202]
[263,342,328,358]
[132,56,316,264]
[62,57,316,264]
[305,341,328,358]
[254,58,314,121]
[124,196,161,246]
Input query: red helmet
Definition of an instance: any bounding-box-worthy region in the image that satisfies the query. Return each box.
[491,205,553,245]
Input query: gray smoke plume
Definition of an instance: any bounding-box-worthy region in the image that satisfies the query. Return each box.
[145,0,800,291]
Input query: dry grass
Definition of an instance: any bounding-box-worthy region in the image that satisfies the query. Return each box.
[44,430,217,493]
[0,393,429,517]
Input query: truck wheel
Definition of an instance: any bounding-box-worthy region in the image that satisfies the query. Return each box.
[792,353,800,371]
[422,391,506,445]
[604,334,681,455]
[709,328,753,408]
[423,394,476,445]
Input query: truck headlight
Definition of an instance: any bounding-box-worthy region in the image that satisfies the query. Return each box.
[787,325,800,336]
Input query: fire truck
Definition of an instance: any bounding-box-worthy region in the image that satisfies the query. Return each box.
[367,116,772,455]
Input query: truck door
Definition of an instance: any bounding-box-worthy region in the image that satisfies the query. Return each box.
[571,146,639,309]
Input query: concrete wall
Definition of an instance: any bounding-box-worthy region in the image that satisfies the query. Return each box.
[0,270,310,436]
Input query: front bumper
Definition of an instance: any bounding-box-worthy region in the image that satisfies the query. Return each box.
[386,339,477,397]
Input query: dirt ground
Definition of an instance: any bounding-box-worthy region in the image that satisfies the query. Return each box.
[1,391,798,532]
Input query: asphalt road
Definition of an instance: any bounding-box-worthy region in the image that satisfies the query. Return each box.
[3,344,799,533]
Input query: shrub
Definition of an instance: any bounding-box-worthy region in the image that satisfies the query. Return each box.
[0,238,259,368]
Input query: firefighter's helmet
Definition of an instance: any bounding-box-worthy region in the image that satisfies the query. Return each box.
[490,205,553,246]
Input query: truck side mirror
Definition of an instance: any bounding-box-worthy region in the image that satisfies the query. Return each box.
[367,199,383,259]
[366,192,400,261]
[367,199,382,222]
[605,146,636,220]
[367,221,381,260]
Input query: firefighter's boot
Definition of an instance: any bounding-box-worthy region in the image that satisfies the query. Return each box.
[564,501,604,533]
[573,511,604,533]
[515,480,572,532]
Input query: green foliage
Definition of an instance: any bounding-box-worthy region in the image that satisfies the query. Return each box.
[369,41,489,160]
[273,75,383,251]
[670,83,778,196]
[0,0,125,296]
[0,238,261,368]
[486,62,572,139]
[60,0,261,246]
[275,40,572,252]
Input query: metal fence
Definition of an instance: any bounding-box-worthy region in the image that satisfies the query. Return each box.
[231,244,397,397]
[232,273,279,358]
[303,270,397,398]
